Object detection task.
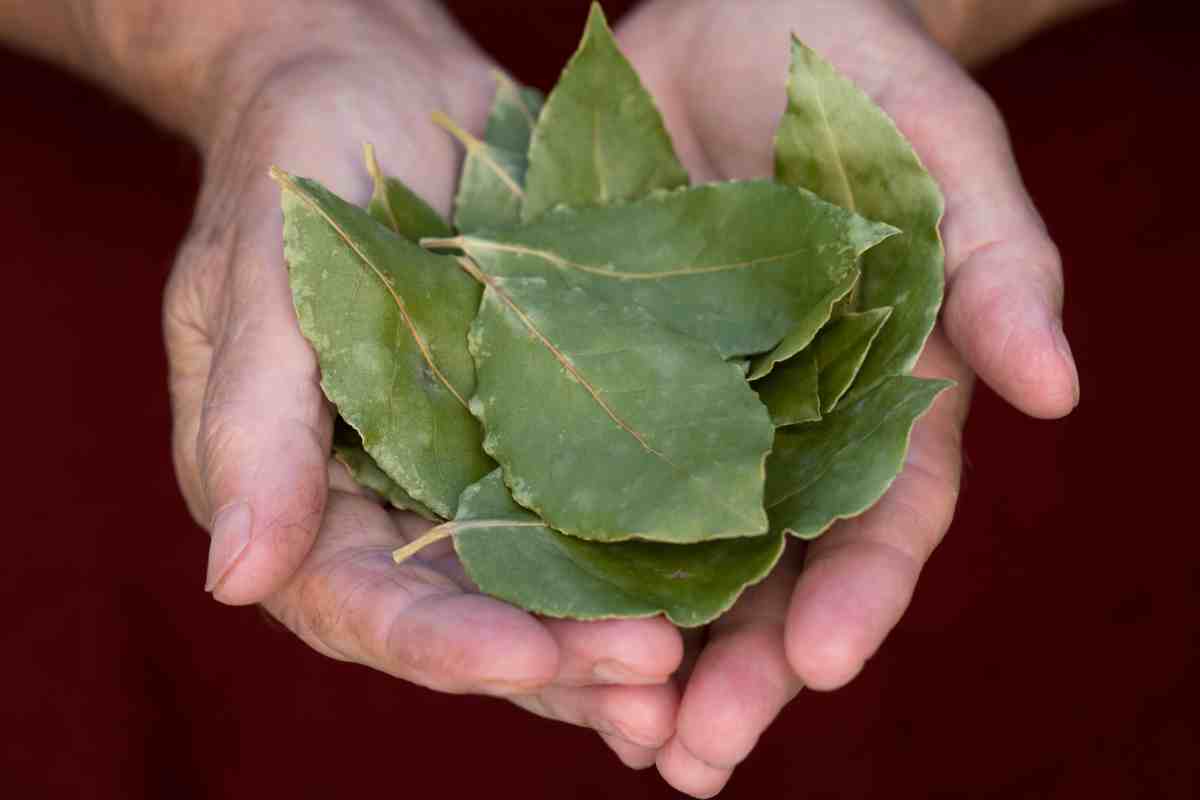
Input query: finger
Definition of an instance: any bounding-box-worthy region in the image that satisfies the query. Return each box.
[189,206,334,606]
[784,332,972,690]
[599,732,659,770]
[887,62,1079,418]
[657,558,803,798]
[267,490,561,695]
[541,617,683,687]
[510,681,678,751]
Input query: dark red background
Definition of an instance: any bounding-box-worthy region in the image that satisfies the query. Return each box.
[2,2,1196,797]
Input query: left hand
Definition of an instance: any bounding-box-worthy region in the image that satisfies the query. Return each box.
[609,0,1079,793]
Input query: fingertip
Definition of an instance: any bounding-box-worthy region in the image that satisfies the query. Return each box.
[656,737,732,799]
[944,265,1079,419]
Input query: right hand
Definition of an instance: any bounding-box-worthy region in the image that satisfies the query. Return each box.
[162,0,680,761]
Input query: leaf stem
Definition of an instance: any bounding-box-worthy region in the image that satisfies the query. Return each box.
[393,522,456,564]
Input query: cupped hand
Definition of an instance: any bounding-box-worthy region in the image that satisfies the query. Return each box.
[616,0,1080,793]
[164,1,680,754]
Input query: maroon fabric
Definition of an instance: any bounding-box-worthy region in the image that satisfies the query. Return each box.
[1,2,1196,797]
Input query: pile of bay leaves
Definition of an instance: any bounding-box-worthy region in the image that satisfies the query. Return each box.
[274,4,952,627]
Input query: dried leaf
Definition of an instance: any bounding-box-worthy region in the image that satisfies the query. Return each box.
[484,72,544,154]
[451,471,786,627]
[522,3,688,220]
[813,306,892,413]
[333,420,440,521]
[755,350,821,427]
[363,143,453,239]
[766,376,952,538]
[462,259,773,544]
[435,112,526,233]
[775,37,945,399]
[275,170,493,518]
[443,181,894,359]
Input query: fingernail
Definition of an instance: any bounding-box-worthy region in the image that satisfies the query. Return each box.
[593,660,664,685]
[205,501,253,592]
[1051,320,1081,406]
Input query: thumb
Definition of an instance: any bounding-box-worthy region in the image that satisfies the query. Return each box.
[194,211,333,606]
[898,63,1080,418]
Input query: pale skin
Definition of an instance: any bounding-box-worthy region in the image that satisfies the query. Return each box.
[1,0,1102,795]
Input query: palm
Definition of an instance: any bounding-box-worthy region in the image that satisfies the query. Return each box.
[615,0,1074,794]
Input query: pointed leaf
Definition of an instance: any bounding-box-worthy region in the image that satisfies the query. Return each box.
[484,72,544,154]
[463,261,773,543]
[332,420,440,521]
[746,271,856,380]
[813,306,892,413]
[275,169,494,518]
[363,143,453,240]
[446,181,894,359]
[451,471,786,627]
[766,376,952,539]
[522,3,688,220]
[435,113,527,233]
[775,37,945,398]
[755,350,821,427]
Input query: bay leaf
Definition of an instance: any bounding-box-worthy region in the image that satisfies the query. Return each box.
[813,306,893,413]
[746,271,857,381]
[332,419,440,521]
[484,72,545,155]
[775,37,945,400]
[450,471,787,627]
[522,3,688,221]
[462,260,774,544]
[755,350,821,428]
[440,181,894,359]
[363,143,453,240]
[434,112,527,233]
[275,169,494,519]
[765,376,952,539]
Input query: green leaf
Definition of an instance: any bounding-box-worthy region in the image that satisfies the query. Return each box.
[766,376,952,539]
[332,420,440,521]
[461,259,774,544]
[746,271,856,381]
[275,169,494,519]
[813,306,892,413]
[451,471,787,627]
[444,181,894,359]
[363,143,453,240]
[522,3,688,221]
[434,113,527,233]
[755,350,821,427]
[484,72,544,154]
[775,37,945,399]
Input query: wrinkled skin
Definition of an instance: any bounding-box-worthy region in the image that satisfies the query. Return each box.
[162,1,1078,797]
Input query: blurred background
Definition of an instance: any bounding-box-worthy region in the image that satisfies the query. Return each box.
[1,2,1196,797]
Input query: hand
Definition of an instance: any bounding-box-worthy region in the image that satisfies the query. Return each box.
[615,0,1080,793]
[162,0,681,753]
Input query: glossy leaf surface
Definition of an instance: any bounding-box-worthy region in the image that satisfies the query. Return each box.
[756,350,821,428]
[484,73,544,154]
[363,143,453,240]
[766,376,952,539]
[332,420,440,521]
[775,37,945,399]
[276,170,493,518]
[813,306,892,413]
[465,264,773,543]
[451,181,893,359]
[522,3,688,220]
[453,471,787,627]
